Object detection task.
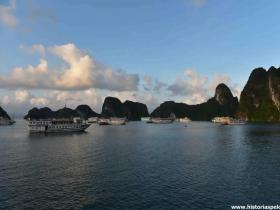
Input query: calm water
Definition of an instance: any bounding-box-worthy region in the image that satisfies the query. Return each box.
[1,120,280,209]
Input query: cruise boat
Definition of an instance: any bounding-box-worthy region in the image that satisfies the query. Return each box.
[28,117,91,133]
[0,117,15,125]
[98,117,126,125]
[150,118,174,124]
[212,117,246,125]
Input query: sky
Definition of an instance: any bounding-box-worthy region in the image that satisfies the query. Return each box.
[1,0,280,115]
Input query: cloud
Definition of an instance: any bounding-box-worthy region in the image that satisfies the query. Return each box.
[15,89,29,103]
[0,43,139,91]
[168,69,240,104]
[30,97,49,106]
[168,69,208,97]
[0,0,17,28]
[20,44,45,56]
[142,75,168,93]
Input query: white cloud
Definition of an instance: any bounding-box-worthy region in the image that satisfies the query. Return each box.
[2,95,11,107]
[0,43,139,91]
[15,90,29,103]
[20,44,45,56]
[30,97,49,106]
[0,59,50,89]
[0,0,17,28]
[168,69,240,104]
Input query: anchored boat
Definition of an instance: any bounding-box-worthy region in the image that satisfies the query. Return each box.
[212,117,246,125]
[178,117,191,123]
[150,118,174,124]
[98,117,126,125]
[28,117,91,133]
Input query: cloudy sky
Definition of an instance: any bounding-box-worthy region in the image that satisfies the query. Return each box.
[0,0,280,114]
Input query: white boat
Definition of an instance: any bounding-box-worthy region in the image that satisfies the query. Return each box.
[109,117,126,125]
[28,117,91,133]
[178,117,191,123]
[98,117,126,125]
[151,118,174,124]
[98,118,110,125]
[87,117,99,123]
[0,117,15,125]
[212,117,246,125]
[212,117,231,123]
[141,117,150,122]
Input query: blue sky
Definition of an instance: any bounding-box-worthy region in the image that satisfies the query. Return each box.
[1,0,280,113]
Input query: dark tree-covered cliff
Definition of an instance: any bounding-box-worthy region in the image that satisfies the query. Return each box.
[238,67,280,121]
[151,83,238,121]
[0,106,11,120]
[101,97,149,120]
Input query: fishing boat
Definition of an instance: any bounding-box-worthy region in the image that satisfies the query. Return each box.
[28,117,90,133]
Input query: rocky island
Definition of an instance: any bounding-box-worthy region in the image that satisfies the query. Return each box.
[101,97,149,120]
[238,67,280,121]
[0,106,11,120]
[24,105,99,120]
[151,83,238,121]
[23,66,280,123]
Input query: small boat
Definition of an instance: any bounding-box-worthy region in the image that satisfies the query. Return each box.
[87,117,99,124]
[151,118,174,124]
[98,118,126,125]
[141,117,150,122]
[0,117,15,125]
[178,117,191,123]
[98,118,110,125]
[28,117,90,133]
[109,117,126,125]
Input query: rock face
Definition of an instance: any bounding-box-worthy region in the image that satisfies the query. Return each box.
[54,107,79,119]
[151,83,238,121]
[75,105,99,119]
[101,97,149,120]
[238,67,280,121]
[0,106,11,120]
[123,100,149,121]
[24,106,99,120]
[24,107,54,119]
[101,97,125,118]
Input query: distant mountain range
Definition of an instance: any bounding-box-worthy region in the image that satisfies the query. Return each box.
[1,66,280,122]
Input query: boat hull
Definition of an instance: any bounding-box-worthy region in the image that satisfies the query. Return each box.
[28,124,90,133]
[151,118,174,124]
